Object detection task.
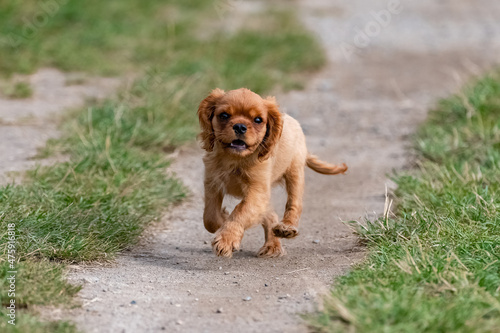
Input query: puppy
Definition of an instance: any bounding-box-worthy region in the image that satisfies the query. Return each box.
[198,88,347,258]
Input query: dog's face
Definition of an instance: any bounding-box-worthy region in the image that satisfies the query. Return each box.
[198,88,283,160]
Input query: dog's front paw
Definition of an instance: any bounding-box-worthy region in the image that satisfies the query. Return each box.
[272,223,299,239]
[212,224,243,258]
[258,242,286,258]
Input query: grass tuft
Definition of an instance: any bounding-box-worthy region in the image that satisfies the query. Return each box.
[310,72,500,332]
[1,81,33,99]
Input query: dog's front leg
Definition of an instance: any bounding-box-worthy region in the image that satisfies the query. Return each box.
[203,179,228,234]
[212,181,270,257]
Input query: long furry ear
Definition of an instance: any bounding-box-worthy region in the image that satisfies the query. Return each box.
[259,96,283,161]
[197,88,225,151]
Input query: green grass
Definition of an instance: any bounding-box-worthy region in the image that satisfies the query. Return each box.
[1,81,33,99]
[0,1,323,81]
[0,0,209,76]
[0,261,80,332]
[0,1,325,331]
[310,74,500,332]
[0,312,77,333]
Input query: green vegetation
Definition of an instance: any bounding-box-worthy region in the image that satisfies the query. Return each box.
[0,0,324,331]
[0,261,79,332]
[0,0,209,76]
[311,74,500,332]
[0,314,76,333]
[0,1,323,84]
[2,81,33,99]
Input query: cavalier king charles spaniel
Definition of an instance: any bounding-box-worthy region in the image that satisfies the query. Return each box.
[198,88,347,258]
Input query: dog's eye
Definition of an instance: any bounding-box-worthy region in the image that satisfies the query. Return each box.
[219,112,230,120]
[254,117,263,124]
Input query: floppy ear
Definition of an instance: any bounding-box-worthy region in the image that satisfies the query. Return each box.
[259,96,283,161]
[198,88,225,151]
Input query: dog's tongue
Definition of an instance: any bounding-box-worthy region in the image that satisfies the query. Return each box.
[231,140,246,149]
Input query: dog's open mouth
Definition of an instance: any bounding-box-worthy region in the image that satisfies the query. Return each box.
[229,139,247,151]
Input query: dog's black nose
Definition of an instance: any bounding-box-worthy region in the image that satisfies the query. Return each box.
[233,123,247,134]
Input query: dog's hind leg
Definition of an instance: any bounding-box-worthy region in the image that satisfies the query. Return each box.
[258,211,285,258]
[273,162,304,239]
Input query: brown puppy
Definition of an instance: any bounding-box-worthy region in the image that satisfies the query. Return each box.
[198,88,347,258]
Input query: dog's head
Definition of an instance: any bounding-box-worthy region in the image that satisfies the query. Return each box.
[198,88,283,160]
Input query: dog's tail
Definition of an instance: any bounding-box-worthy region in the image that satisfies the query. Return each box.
[306,154,348,175]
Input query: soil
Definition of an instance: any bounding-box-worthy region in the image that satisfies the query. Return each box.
[5,0,500,332]
[0,68,120,184]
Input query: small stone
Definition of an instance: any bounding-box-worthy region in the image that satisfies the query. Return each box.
[219,266,222,270]
[264,283,269,287]
[130,300,137,305]
[195,298,199,301]
[204,240,209,244]
[175,304,181,307]
[243,296,252,301]
[176,320,183,325]
[318,80,333,91]
[312,239,320,244]
[216,308,223,313]
[83,276,99,284]
[224,272,229,275]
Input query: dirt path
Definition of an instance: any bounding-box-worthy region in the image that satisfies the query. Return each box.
[53,0,500,332]
[0,68,119,184]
